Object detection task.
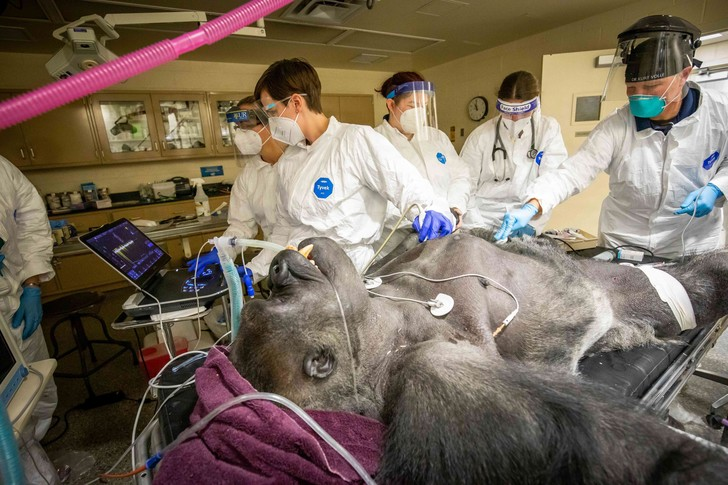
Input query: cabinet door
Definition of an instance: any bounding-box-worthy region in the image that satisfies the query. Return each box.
[321,95,341,119]
[21,98,100,167]
[54,252,127,291]
[339,95,374,126]
[50,211,112,233]
[90,93,162,162]
[151,93,214,158]
[208,93,248,156]
[0,92,31,168]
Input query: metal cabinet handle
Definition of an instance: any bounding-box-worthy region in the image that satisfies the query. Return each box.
[29,147,36,159]
[20,148,26,159]
[154,141,159,151]
[51,257,61,267]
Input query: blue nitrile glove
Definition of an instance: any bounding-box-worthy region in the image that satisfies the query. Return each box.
[674,183,723,218]
[0,253,4,276]
[510,224,537,238]
[494,203,539,241]
[412,210,454,243]
[11,286,43,340]
[237,266,255,297]
[186,247,219,277]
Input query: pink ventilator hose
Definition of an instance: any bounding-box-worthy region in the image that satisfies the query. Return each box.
[0,0,293,130]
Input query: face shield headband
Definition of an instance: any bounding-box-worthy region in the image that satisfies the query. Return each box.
[226,108,264,129]
[495,96,539,115]
[385,81,435,100]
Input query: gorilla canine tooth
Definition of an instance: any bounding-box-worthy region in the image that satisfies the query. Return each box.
[298,244,314,259]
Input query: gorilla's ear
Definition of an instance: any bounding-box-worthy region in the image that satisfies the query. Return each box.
[303,348,336,379]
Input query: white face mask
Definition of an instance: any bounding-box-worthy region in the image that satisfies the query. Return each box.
[234,129,263,155]
[398,106,428,135]
[501,117,531,137]
[268,101,306,145]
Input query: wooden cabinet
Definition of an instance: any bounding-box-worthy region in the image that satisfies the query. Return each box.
[49,211,111,233]
[321,94,375,126]
[0,92,100,169]
[208,93,249,156]
[151,93,214,158]
[90,93,161,163]
[90,92,215,163]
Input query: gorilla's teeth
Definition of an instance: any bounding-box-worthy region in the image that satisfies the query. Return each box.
[298,244,314,259]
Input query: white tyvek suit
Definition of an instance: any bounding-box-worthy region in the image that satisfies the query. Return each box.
[460,111,568,231]
[526,82,728,259]
[224,154,278,281]
[0,156,59,484]
[373,120,470,254]
[269,117,455,272]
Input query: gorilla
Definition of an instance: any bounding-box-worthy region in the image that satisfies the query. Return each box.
[229,235,728,483]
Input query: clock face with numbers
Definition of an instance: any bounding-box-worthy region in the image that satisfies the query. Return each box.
[468,96,488,121]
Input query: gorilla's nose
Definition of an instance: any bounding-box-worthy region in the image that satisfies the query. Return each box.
[270,259,290,287]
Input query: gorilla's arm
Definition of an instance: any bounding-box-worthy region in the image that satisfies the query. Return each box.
[377,340,728,485]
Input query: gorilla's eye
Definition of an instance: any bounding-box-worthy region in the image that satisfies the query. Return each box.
[273,264,281,274]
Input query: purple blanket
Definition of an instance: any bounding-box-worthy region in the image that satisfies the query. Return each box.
[153,347,384,484]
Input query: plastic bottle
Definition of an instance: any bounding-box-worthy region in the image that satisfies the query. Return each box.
[194,182,210,221]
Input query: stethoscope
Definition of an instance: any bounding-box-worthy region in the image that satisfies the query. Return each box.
[491,116,538,182]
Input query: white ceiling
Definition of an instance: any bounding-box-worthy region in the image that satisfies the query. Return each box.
[0,0,644,72]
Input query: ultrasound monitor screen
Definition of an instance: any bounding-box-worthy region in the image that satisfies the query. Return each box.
[80,219,171,288]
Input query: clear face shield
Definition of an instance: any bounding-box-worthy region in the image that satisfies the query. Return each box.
[601,31,696,114]
[387,81,438,141]
[226,107,267,161]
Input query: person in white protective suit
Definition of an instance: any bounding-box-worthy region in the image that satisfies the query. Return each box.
[252,58,456,272]
[0,156,60,484]
[186,96,288,283]
[460,71,568,235]
[373,71,470,254]
[495,15,728,259]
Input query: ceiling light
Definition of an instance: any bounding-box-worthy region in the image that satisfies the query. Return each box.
[700,33,722,41]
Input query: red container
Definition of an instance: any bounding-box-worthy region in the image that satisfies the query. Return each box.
[138,337,189,379]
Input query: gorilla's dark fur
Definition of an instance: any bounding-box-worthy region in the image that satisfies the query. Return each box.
[230,235,728,484]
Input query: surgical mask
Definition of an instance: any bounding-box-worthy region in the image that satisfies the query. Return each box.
[268,101,306,145]
[501,117,530,137]
[398,106,428,134]
[234,129,263,155]
[628,74,681,118]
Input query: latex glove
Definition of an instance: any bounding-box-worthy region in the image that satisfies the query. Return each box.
[237,265,255,297]
[11,286,43,340]
[494,203,538,241]
[412,210,453,243]
[674,183,723,218]
[510,224,537,238]
[186,248,219,277]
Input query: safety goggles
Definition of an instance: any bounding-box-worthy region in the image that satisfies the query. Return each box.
[225,108,263,129]
[495,96,539,115]
[255,94,308,119]
[386,81,435,100]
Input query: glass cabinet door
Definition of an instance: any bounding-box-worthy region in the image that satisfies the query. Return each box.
[90,94,161,162]
[151,93,214,157]
[208,93,248,155]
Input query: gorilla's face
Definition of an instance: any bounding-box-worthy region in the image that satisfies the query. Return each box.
[229,237,370,412]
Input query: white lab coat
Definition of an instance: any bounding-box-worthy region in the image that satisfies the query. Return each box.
[460,111,568,231]
[0,156,58,484]
[268,116,454,272]
[527,82,728,259]
[224,155,278,280]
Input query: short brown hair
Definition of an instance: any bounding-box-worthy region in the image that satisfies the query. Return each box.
[376,71,426,101]
[254,58,323,113]
[497,71,540,101]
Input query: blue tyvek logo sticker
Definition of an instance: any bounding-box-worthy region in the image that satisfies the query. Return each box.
[703,151,720,170]
[535,151,544,166]
[313,177,333,199]
[436,152,447,164]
